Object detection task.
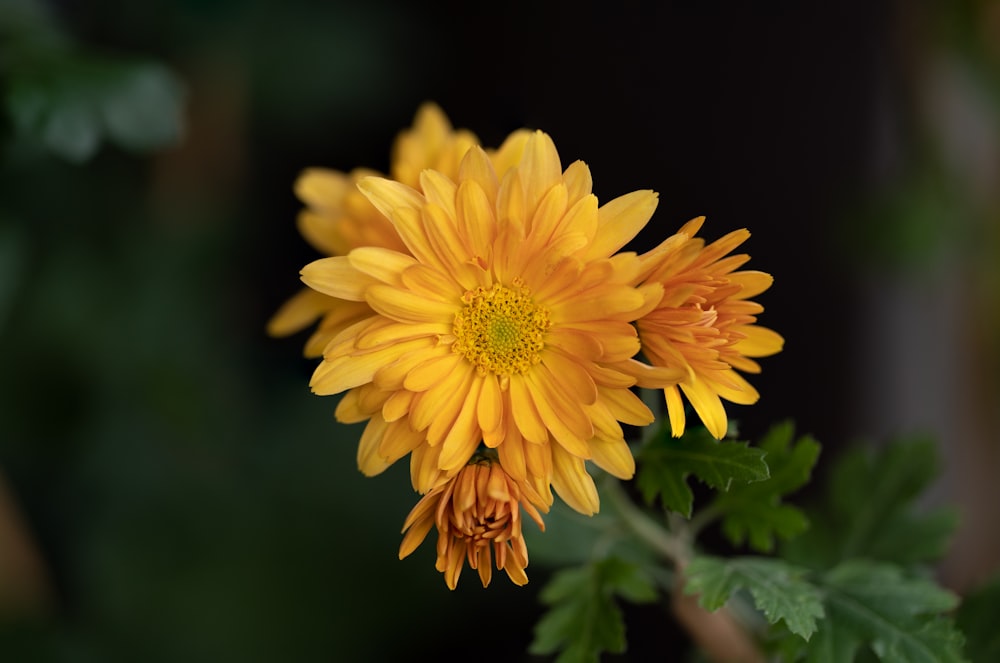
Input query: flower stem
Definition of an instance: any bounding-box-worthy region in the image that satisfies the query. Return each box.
[603,478,766,663]
[601,477,690,565]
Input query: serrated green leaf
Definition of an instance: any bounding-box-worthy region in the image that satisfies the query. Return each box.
[807,560,966,663]
[530,557,658,662]
[684,555,825,640]
[710,421,820,552]
[636,426,769,517]
[782,437,957,568]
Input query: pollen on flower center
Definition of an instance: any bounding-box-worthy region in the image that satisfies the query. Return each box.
[452,281,550,376]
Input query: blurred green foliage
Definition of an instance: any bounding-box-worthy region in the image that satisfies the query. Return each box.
[0,1,542,660]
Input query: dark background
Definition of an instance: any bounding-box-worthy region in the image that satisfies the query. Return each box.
[2,1,998,660]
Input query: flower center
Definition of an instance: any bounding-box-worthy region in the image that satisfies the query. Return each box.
[452,281,550,376]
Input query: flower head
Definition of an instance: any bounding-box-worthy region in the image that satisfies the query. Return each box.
[267,103,478,356]
[302,131,683,514]
[399,451,547,589]
[635,217,784,439]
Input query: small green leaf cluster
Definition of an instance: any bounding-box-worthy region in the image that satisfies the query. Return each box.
[530,420,976,662]
[1,0,184,162]
[529,557,658,663]
[686,435,967,662]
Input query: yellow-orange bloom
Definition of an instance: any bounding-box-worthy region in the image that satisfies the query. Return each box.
[399,452,547,589]
[302,130,683,514]
[635,217,784,439]
[267,103,479,356]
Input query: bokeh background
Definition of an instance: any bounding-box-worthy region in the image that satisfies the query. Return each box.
[2,0,998,660]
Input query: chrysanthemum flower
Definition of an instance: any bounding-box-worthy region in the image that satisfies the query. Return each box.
[301,131,683,514]
[267,103,479,357]
[635,217,784,439]
[398,451,547,589]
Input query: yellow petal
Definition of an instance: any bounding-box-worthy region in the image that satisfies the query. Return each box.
[728,270,774,299]
[418,169,458,221]
[400,264,462,302]
[477,373,503,438]
[348,247,417,285]
[310,338,431,395]
[267,287,335,337]
[295,167,350,209]
[502,553,529,586]
[665,385,687,437]
[562,160,593,204]
[615,358,686,388]
[380,387,413,422]
[519,131,562,217]
[540,351,597,405]
[399,511,435,560]
[732,325,784,357]
[509,375,549,444]
[598,385,654,426]
[421,367,475,443]
[456,178,496,261]
[559,193,598,245]
[527,181,568,244]
[550,286,645,323]
[422,203,474,276]
[302,300,373,357]
[410,444,445,494]
[708,369,760,405]
[584,190,658,261]
[356,321,450,350]
[680,380,729,439]
[373,343,450,391]
[550,445,599,515]
[588,435,635,480]
[334,388,367,424]
[404,352,464,392]
[357,415,391,476]
[300,256,374,301]
[356,176,424,222]
[438,386,482,471]
[489,129,530,180]
[497,429,527,480]
[366,284,456,323]
[524,368,592,459]
[459,146,499,206]
[378,419,424,464]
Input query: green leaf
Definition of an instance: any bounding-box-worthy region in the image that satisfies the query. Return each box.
[805,561,965,663]
[710,421,820,552]
[953,573,1000,662]
[530,557,658,663]
[636,426,769,517]
[5,52,184,162]
[684,555,825,640]
[783,437,957,568]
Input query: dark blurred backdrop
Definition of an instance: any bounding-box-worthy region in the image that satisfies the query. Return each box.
[2,1,998,661]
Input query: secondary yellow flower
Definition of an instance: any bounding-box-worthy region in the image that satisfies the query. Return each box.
[301,130,683,514]
[398,451,547,589]
[267,103,478,356]
[635,217,784,439]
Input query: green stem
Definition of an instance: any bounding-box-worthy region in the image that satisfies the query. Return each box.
[602,478,691,565]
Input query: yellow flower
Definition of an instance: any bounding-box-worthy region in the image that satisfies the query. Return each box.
[267,103,479,357]
[301,130,683,514]
[635,217,784,439]
[398,451,547,590]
